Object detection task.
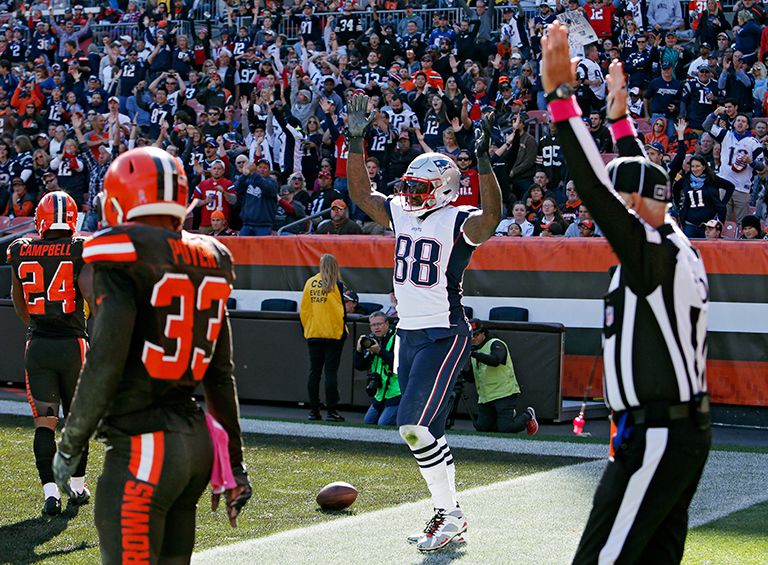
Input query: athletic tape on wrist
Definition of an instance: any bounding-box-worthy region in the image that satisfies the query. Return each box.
[610,117,636,144]
[547,96,581,123]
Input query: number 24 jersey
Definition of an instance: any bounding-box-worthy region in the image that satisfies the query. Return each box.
[6,236,87,339]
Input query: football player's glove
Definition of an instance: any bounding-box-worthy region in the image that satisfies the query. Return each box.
[212,464,252,528]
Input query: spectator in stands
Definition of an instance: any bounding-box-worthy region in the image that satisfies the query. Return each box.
[300,253,347,422]
[10,178,34,217]
[646,117,671,153]
[193,159,237,233]
[740,214,764,238]
[209,211,237,237]
[673,154,735,237]
[565,204,603,237]
[702,218,723,239]
[274,184,308,235]
[317,199,363,235]
[71,114,115,232]
[509,113,537,197]
[735,11,762,65]
[682,65,717,132]
[561,181,582,225]
[588,111,613,153]
[50,138,86,208]
[234,158,279,236]
[535,195,567,235]
[648,0,684,36]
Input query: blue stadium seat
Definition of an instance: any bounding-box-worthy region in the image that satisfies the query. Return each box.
[226,297,237,310]
[261,298,298,312]
[488,306,529,322]
[357,302,383,315]
[463,306,474,319]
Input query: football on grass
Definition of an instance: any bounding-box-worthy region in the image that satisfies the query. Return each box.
[316,482,358,510]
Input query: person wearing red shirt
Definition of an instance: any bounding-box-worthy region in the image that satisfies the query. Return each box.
[452,149,480,207]
[193,159,237,231]
[583,0,616,39]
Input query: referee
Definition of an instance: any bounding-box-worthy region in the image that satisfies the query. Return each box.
[542,23,712,564]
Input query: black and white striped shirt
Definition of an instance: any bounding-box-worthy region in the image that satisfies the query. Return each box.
[557,112,708,409]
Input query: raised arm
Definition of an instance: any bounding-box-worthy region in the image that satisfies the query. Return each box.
[462,113,502,244]
[542,22,647,265]
[346,93,391,228]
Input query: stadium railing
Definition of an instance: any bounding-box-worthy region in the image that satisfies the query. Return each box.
[276,206,330,235]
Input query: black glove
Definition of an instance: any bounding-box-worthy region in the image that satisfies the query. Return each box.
[212,464,253,527]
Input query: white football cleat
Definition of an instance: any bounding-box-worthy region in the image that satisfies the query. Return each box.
[415,507,468,552]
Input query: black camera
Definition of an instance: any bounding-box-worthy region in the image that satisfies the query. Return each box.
[360,334,378,350]
[365,372,383,397]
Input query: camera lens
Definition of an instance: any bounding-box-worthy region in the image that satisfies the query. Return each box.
[360,336,375,349]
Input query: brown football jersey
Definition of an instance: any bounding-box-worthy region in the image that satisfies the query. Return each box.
[6,235,88,339]
[81,223,235,433]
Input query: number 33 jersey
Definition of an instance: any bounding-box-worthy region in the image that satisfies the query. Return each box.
[7,236,87,339]
[81,224,235,421]
[385,198,479,331]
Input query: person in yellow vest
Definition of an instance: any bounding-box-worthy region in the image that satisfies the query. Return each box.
[299,254,347,422]
[464,319,539,435]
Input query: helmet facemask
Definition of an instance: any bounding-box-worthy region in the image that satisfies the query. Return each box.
[398,176,441,215]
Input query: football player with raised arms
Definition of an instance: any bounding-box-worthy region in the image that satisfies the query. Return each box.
[51,147,251,563]
[6,191,90,516]
[347,93,503,552]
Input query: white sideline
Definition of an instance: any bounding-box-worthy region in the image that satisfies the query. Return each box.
[0,399,609,459]
[194,450,768,564]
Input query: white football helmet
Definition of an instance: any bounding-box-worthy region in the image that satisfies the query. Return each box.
[398,152,460,215]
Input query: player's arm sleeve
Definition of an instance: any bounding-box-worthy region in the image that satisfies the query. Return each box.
[59,267,137,456]
[553,100,652,280]
[203,315,244,468]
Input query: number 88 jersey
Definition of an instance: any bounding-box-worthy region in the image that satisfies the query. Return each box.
[82,224,234,419]
[385,197,479,331]
[7,236,87,339]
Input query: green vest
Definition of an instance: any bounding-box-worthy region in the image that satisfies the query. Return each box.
[470,337,520,404]
[371,332,401,402]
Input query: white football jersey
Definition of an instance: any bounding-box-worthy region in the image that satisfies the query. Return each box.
[386,197,479,330]
[712,124,763,193]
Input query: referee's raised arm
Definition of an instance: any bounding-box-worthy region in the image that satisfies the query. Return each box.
[541,25,671,283]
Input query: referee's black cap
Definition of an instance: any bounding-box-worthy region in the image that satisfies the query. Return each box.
[606,156,671,202]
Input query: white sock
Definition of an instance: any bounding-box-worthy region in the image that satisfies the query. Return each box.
[70,476,85,494]
[43,482,60,500]
[436,436,457,508]
[410,441,453,510]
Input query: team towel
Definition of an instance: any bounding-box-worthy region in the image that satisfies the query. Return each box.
[205,412,236,493]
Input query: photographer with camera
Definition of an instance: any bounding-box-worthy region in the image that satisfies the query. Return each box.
[353,311,401,426]
[462,319,538,435]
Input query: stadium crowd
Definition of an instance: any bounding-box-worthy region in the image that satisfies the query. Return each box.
[0,0,766,239]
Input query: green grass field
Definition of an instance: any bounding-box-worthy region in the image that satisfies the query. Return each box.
[0,413,765,564]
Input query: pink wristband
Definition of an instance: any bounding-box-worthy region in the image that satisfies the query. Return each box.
[547,96,581,123]
[610,117,636,144]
